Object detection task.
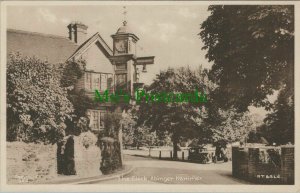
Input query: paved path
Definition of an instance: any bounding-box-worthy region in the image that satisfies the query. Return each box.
[91,155,250,184]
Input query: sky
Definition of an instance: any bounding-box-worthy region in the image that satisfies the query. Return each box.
[7,5,212,84]
[6,5,268,117]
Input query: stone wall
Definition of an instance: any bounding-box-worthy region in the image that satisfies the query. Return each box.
[73,132,102,177]
[232,145,294,184]
[7,142,57,184]
[56,132,102,177]
[7,132,122,184]
[7,132,103,184]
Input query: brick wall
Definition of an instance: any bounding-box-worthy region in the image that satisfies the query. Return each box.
[281,146,294,184]
[232,147,248,180]
[232,145,294,184]
[247,148,259,181]
[7,142,57,184]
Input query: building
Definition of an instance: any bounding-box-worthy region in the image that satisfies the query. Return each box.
[7,19,155,133]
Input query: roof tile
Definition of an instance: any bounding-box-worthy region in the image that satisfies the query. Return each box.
[7,29,78,64]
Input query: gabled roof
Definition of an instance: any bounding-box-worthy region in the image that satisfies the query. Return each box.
[68,32,113,61]
[7,29,78,64]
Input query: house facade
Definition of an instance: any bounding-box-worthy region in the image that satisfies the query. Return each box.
[7,20,154,133]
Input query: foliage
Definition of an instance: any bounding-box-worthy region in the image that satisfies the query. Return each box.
[101,111,122,139]
[59,60,85,88]
[99,111,123,174]
[200,5,294,111]
[100,139,122,175]
[134,66,214,158]
[64,90,94,135]
[59,60,94,135]
[79,131,98,148]
[7,53,74,144]
[208,109,259,144]
[121,110,164,148]
[120,110,135,146]
[261,86,294,144]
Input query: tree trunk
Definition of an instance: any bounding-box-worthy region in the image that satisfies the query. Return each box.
[118,126,123,166]
[173,136,178,159]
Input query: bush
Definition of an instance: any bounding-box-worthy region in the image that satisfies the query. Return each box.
[99,138,122,174]
[7,53,74,144]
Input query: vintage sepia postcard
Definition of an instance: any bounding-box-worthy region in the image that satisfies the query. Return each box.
[0,1,299,193]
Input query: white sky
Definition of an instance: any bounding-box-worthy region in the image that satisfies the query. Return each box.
[6,5,269,117]
[7,5,212,85]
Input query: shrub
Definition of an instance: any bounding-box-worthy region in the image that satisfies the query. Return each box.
[7,53,74,144]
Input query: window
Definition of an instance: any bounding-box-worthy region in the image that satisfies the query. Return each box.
[85,72,113,91]
[116,74,127,92]
[107,75,113,92]
[87,109,106,130]
[86,73,92,90]
[100,112,105,128]
[101,74,107,90]
[93,74,100,91]
[92,110,99,129]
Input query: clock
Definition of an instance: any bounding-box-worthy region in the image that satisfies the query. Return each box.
[115,39,127,53]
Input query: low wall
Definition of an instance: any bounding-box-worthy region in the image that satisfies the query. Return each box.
[7,132,102,184]
[7,142,57,184]
[74,132,102,177]
[232,145,294,184]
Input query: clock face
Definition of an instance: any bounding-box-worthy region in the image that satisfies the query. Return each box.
[115,40,127,53]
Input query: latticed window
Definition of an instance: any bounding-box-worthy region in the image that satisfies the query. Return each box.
[101,74,107,90]
[85,72,113,91]
[86,72,92,90]
[107,75,113,92]
[100,112,105,128]
[92,111,99,129]
[93,74,100,91]
[87,109,106,130]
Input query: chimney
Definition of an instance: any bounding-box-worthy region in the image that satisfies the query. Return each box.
[67,22,88,45]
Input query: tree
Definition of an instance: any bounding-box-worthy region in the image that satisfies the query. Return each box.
[102,111,122,139]
[121,111,136,147]
[200,5,294,111]
[262,85,294,144]
[209,109,258,144]
[121,110,162,149]
[7,53,74,144]
[99,111,123,174]
[59,60,94,136]
[134,67,213,158]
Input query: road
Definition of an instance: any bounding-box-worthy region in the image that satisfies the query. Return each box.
[91,154,250,184]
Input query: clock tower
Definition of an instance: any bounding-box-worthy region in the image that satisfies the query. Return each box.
[109,9,154,96]
[111,20,139,56]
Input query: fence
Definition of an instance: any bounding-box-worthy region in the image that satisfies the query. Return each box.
[232,145,294,184]
[153,150,189,160]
